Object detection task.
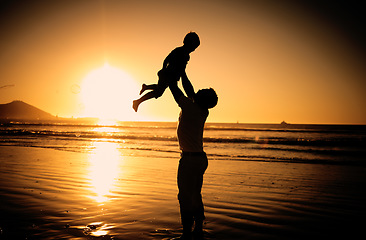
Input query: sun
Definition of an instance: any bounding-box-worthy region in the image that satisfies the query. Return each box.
[80,63,140,122]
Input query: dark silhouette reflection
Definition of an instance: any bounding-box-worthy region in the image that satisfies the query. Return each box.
[133,32,200,112]
[168,68,218,239]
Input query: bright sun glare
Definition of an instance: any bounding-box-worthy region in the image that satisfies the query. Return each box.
[80,63,139,122]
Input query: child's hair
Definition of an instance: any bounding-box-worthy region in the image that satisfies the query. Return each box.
[183,32,200,49]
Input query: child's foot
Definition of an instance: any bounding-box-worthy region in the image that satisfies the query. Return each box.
[139,84,147,95]
[132,100,139,112]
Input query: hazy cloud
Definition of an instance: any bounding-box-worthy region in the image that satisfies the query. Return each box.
[0,84,15,90]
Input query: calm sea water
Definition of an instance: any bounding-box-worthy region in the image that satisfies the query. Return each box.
[1,121,365,166]
[1,121,366,239]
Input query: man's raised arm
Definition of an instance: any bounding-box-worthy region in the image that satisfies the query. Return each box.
[168,80,184,105]
[181,72,195,99]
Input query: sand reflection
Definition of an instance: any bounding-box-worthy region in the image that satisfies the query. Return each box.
[87,141,121,203]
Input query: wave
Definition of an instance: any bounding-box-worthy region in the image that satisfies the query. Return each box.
[1,123,365,167]
[1,129,365,148]
[208,154,365,166]
[0,121,178,130]
[2,140,364,167]
[3,121,366,134]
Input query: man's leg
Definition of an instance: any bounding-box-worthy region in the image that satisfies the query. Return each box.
[177,157,195,238]
[177,155,208,238]
[192,156,208,236]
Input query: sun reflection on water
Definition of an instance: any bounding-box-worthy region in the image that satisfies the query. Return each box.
[87,141,122,203]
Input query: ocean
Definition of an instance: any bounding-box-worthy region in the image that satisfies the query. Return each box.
[0,121,366,239]
[1,121,365,166]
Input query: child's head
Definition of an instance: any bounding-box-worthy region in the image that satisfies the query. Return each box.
[195,88,218,109]
[183,32,200,52]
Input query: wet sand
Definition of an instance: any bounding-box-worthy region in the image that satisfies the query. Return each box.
[0,146,365,239]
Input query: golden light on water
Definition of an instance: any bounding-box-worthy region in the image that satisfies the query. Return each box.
[80,222,116,237]
[87,141,122,203]
[96,119,119,127]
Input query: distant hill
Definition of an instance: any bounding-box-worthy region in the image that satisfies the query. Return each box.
[0,101,56,120]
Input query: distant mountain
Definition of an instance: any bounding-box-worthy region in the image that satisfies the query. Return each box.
[0,101,56,120]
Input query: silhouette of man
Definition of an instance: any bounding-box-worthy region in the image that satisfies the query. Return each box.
[168,72,218,239]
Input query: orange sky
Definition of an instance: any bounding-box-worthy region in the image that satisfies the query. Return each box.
[0,0,365,124]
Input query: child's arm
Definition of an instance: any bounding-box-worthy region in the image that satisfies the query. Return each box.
[181,72,195,99]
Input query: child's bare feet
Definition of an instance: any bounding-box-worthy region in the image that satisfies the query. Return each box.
[132,100,139,112]
[139,84,147,95]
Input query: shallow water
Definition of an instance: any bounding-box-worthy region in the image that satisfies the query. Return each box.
[1,121,365,165]
[0,146,181,239]
[1,145,365,239]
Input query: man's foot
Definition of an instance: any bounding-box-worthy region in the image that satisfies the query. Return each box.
[132,100,139,112]
[139,84,147,95]
[193,221,204,239]
[192,229,204,239]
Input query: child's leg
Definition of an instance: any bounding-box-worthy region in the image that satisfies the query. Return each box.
[132,91,156,112]
[140,84,157,95]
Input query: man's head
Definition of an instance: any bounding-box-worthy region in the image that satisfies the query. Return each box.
[195,88,218,109]
[183,32,200,52]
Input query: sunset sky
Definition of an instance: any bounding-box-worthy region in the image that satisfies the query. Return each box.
[0,0,365,124]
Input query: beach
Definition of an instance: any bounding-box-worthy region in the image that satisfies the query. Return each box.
[1,144,365,239]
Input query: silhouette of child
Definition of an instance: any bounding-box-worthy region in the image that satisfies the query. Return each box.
[132,32,200,112]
